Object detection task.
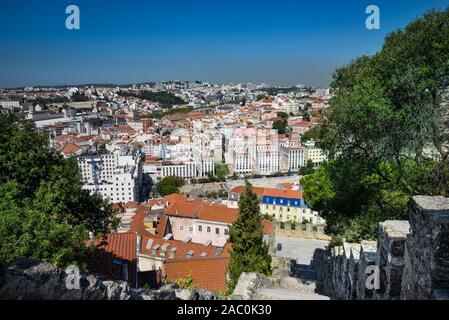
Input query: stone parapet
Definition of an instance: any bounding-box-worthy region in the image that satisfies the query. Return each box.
[313,195,449,300]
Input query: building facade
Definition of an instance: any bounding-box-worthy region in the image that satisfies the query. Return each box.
[77,146,142,203]
[260,188,324,225]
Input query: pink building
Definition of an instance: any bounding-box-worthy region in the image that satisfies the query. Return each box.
[164,197,238,247]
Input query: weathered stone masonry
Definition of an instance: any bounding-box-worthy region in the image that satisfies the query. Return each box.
[312,196,449,300]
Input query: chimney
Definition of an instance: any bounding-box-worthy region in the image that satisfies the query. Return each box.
[160,243,169,257]
[169,247,177,259]
[151,244,160,256]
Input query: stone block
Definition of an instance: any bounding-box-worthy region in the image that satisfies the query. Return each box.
[401,196,449,300]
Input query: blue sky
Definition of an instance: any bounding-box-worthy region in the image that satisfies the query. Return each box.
[0,0,448,87]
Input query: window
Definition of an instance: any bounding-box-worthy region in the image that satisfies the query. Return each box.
[215,228,220,235]
[189,226,193,233]
[207,227,211,233]
[198,225,202,232]
[224,229,229,235]
[180,225,184,231]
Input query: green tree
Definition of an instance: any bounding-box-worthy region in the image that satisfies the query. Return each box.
[71,91,89,102]
[273,119,288,134]
[0,114,115,267]
[156,176,185,196]
[302,8,449,242]
[277,112,288,119]
[227,181,271,292]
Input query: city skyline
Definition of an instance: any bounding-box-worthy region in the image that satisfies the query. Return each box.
[1,0,448,88]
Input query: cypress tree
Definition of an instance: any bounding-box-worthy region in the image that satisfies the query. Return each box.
[227,180,272,292]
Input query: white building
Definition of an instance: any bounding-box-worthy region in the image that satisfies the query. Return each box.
[193,147,215,178]
[77,146,142,203]
[229,127,280,175]
[161,161,197,179]
[280,145,305,171]
[304,140,328,167]
[0,101,20,110]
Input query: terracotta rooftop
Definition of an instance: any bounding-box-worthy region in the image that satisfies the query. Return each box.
[61,143,80,155]
[166,201,202,218]
[129,204,156,237]
[263,188,303,199]
[164,257,229,292]
[262,220,274,235]
[197,204,238,224]
[140,234,230,261]
[165,195,238,224]
[164,193,187,206]
[230,186,266,196]
[87,232,137,287]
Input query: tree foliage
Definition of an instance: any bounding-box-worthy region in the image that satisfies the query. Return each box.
[302,8,449,242]
[227,181,271,293]
[156,176,185,196]
[118,90,185,107]
[70,91,89,102]
[0,114,115,267]
[273,119,288,134]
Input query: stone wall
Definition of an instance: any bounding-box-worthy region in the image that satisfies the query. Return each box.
[312,195,449,300]
[274,222,331,241]
[401,196,449,300]
[0,259,224,300]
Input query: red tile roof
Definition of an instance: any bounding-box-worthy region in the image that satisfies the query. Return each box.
[164,257,229,292]
[166,201,202,218]
[262,220,274,235]
[129,204,154,237]
[165,196,238,224]
[230,186,266,196]
[197,204,238,224]
[61,143,81,155]
[280,182,293,190]
[164,193,187,206]
[140,234,230,260]
[263,188,302,199]
[87,232,137,287]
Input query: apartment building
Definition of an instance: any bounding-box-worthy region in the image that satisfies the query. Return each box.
[77,146,142,203]
[253,148,279,175]
[193,147,215,178]
[260,188,324,225]
[160,160,197,179]
[229,127,280,175]
[304,140,328,167]
[164,196,237,247]
[280,144,305,171]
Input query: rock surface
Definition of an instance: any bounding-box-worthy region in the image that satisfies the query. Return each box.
[0,259,224,300]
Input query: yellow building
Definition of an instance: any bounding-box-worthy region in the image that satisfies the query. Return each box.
[260,188,324,225]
